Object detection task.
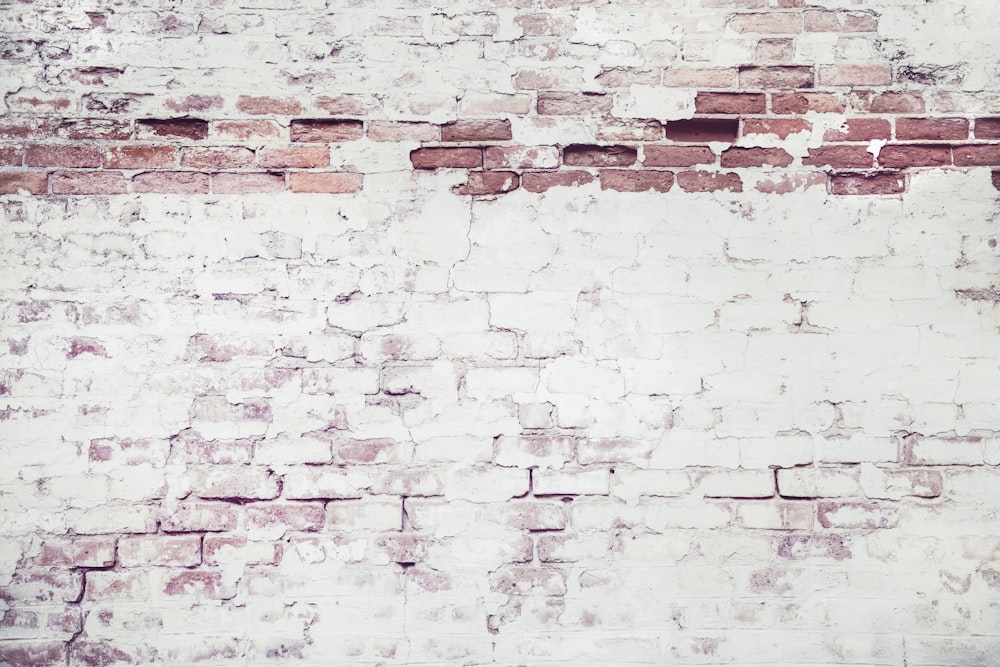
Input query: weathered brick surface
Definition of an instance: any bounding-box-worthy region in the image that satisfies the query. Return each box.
[2,0,1000,665]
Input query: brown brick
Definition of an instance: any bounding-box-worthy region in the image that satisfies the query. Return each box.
[738,65,814,89]
[772,92,846,114]
[878,144,951,168]
[236,95,303,115]
[870,92,925,114]
[181,146,255,169]
[563,144,637,167]
[103,146,177,169]
[137,118,209,140]
[257,146,329,168]
[290,119,364,143]
[742,118,811,138]
[676,170,743,192]
[440,119,512,142]
[975,118,1000,140]
[643,145,716,167]
[818,65,892,86]
[212,172,285,194]
[728,12,802,33]
[411,147,482,169]
[666,118,738,142]
[132,171,209,194]
[289,172,363,193]
[895,118,969,141]
[25,145,100,168]
[537,92,612,115]
[0,146,24,166]
[720,147,793,168]
[803,145,874,168]
[823,118,891,142]
[755,38,795,61]
[695,92,766,114]
[953,145,1000,167]
[51,171,128,195]
[599,169,674,192]
[521,171,594,192]
[0,172,48,195]
[453,171,520,195]
[830,172,905,195]
[804,10,877,32]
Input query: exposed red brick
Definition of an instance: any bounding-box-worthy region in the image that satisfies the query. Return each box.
[895,117,969,141]
[803,145,874,168]
[313,94,381,116]
[818,65,892,86]
[53,119,132,140]
[755,172,827,194]
[37,537,116,567]
[256,146,329,168]
[695,92,766,114]
[515,12,576,35]
[742,118,811,138]
[51,171,128,195]
[132,171,210,194]
[0,119,52,140]
[804,10,877,32]
[643,145,716,167]
[772,92,847,114]
[212,172,285,194]
[484,145,559,169]
[160,502,239,532]
[661,68,736,88]
[676,170,743,192]
[335,438,403,465]
[0,147,24,166]
[739,65,814,89]
[162,570,232,599]
[599,169,674,192]
[236,95,304,115]
[103,146,177,169]
[0,172,48,195]
[290,119,364,142]
[953,145,1000,166]
[453,171,520,195]
[440,119,513,142]
[25,145,100,168]
[755,38,795,61]
[870,92,925,113]
[522,171,595,192]
[823,118,891,142]
[411,147,483,169]
[596,120,664,142]
[181,146,255,169]
[247,503,325,531]
[563,144,637,167]
[817,501,898,529]
[975,118,1000,139]
[288,172,363,193]
[537,92,612,115]
[0,642,66,667]
[136,118,209,140]
[878,144,952,168]
[778,534,852,560]
[6,92,73,113]
[165,94,224,113]
[666,118,739,142]
[728,12,801,33]
[366,121,439,142]
[829,172,906,195]
[212,120,283,141]
[720,147,793,168]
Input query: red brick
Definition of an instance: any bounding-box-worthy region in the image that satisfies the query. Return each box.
[0,119,51,140]
[994,171,1000,191]
[334,438,404,465]
[818,65,891,86]
[0,172,48,195]
[366,121,439,142]
[829,172,906,195]
[804,10,877,32]
[37,537,116,567]
[236,94,303,115]
[256,146,328,168]
[0,642,66,667]
[440,119,512,142]
[742,118,811,138]
[817,501,898,529]
[313,94,381,116]
[522,170,594,192]
[643,145,716,167]
[51,171,128,195]
[103,146,177,169]
[132,171,209,194]
[823,118,891,142]
[211,172,285,194]
[870,92,925,113]
[599,169,673,192]
[160,502,239,532]
[975,118,1000,140]
[896,117,969,141]
[878,144,951,168]
[162,570,233,599]
[136,118,209,140]
[181,146,255,169]
[53,119,131,140]
[69,641,140,667]
[118,535,201,566]
[411,147,482,169]
[0,147,24,166]
[563,144,637,167]
[596,120,664,141]
[803,145,874,168]
[1,570,83,604]
[537,92,612,115]
[755,38,795,61]
[777,534,852,560]
[165,94,224,113]
[661,68,737,88]
[772,92,846,114]
[289,172,363,193]
[25,145,100,168]
[728,12,801,33]
[484,145,559,169]
[247,502,325,531]
[676,170,743,192]
[6,92,73,113]
[290,119,364,142]
[666,118,738,142]
[695,92,766,114]
[454,171,520,195]
[515,12,576,35]
[755,172,827,194]
[375,534,431,564]
[738,65,814,89]
[212,120,283,141]
[720,147,793,168]
[953,145,1000,166]
[490,565,566,596]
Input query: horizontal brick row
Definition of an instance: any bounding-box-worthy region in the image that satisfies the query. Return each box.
[0,171,362,195]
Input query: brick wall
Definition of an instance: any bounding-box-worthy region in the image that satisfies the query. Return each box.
[1,0,999,665]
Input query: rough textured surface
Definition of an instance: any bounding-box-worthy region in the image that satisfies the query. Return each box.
[1,0,1000,665]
